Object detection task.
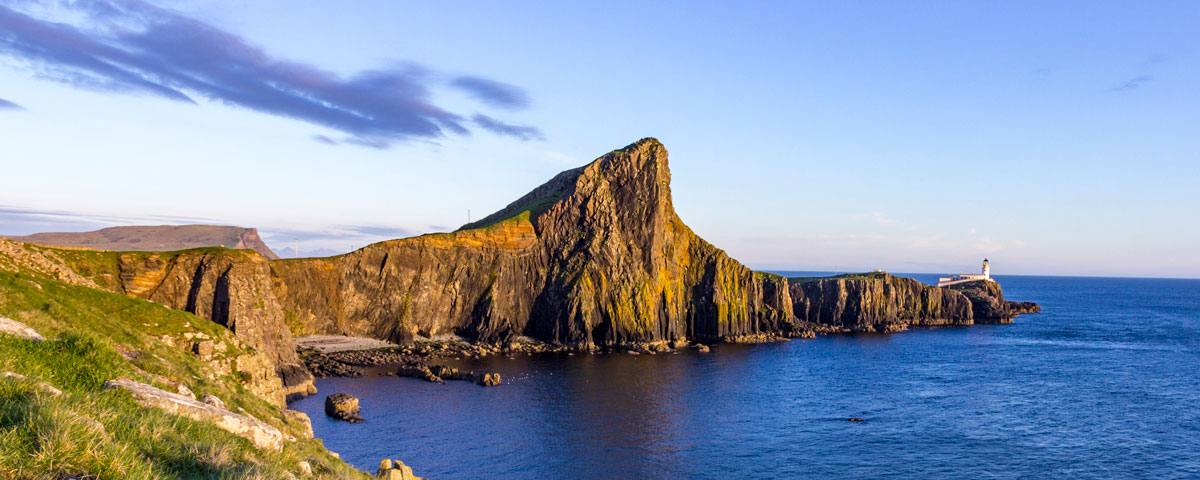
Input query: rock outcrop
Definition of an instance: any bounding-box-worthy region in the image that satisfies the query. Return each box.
[950,279,1009,322]
[0,316,45,341]
[787,274,1038,331]
[376,459,424,480]
[103,378,283,450]
[788,273,975,332]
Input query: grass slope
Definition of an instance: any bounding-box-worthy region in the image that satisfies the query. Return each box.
[0,270,367,480]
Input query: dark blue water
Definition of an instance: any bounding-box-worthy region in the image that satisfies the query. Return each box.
[290,275,1200,479]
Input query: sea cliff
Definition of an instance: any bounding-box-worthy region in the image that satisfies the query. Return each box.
[1,139,1038,403]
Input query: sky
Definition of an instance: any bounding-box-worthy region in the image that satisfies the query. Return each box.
[1,0,1197,278]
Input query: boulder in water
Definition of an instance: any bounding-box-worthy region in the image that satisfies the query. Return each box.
[324,393,363,423]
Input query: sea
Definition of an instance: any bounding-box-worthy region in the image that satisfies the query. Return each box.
[289,274,1200,479]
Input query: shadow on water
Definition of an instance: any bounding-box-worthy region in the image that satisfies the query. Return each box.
[289,276,1200,479]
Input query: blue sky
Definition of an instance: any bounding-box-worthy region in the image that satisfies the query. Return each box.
[1,1,1197,277]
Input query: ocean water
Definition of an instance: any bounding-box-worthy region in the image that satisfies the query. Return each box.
[289,275,1200,479]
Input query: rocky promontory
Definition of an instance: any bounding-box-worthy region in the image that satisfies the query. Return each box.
[787,272,1038,332]
[0,138,1039,401]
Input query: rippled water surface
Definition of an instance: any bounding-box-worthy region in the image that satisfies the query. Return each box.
[289,275,1200,479]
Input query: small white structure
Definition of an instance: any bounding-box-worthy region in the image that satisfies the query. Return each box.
[937,259,992,287]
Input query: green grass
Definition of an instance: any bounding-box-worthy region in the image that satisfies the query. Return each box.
[787,271,890,284]
[459,193,561,231]
[0,270,367,480]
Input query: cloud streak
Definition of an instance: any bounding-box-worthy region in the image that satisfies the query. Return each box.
[451,76,530,109]
[473,114,544,141]
[0,0,542,146]
[0,96,23,110]
[1111,75,1152,92]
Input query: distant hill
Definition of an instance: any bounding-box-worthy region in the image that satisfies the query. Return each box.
[4,225,280,259]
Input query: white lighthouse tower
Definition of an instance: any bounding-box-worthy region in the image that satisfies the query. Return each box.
[937,258,995,287]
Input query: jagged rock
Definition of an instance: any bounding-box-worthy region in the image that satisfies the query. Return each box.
[324,393,362,423]
[949,280,1025,323]
[396,365,443,383]
[3,371,62,396]
[0,316,44,341]
[282,409,314,439]
[103,378,282,450]
[428,365,501,386]
[376,459,423,480]
[1007,301,1041,315]
[201,394,225,409]
[298,460,313,476]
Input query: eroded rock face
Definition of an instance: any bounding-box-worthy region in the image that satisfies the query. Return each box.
[950,280,1012,323]
[788,273,976,332]
[113,250,314,404]
[103,378,282,450]
[274,139,800,349]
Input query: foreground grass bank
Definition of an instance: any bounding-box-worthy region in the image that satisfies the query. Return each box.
[0,270,367,479]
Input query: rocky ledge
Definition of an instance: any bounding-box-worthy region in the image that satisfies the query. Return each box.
[104,378,283,450]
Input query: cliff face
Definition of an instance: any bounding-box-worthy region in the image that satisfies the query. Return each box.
[274,139,800,348]
[6,225,281,260]
[114,250,313,401]
[0,240,309,405]
[1,139,1040,403]
[788,273,975,332]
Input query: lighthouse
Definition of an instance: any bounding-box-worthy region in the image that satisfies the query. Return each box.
[937,259,995,287]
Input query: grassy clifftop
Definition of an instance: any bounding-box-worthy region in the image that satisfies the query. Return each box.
[0,270,365,479]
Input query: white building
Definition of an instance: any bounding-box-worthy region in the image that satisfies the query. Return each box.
[937,259,992,287]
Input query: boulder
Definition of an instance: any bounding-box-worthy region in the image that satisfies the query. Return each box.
[696,344,710,353]
[324,393,362,423]
[0,316,44,341]
[103,378,282,450]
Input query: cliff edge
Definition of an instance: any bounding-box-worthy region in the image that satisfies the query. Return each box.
[6,225,281,260]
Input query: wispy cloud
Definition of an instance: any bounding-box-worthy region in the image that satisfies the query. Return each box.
[1111,75,1152,92]
[310,134,338,145]
[0,0,542,146]
[450,76,530,109]
[0,97,23,110]
[472,114,544,141]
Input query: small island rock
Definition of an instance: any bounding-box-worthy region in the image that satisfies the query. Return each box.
[324,393,362,423]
